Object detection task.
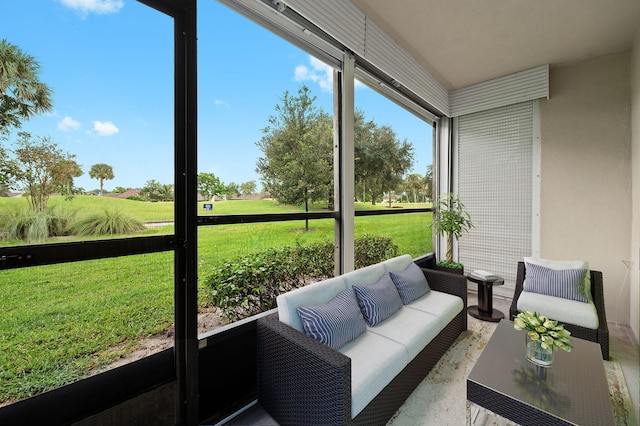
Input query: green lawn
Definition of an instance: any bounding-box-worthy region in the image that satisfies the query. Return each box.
[0,196,432,404]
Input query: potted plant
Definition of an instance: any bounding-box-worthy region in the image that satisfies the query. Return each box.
[432,193,473,274]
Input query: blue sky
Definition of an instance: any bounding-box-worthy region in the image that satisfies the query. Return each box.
[2,0,432,192]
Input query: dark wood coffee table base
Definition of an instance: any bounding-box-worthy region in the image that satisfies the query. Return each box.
[467,275,504,322]
[467,305,504,322]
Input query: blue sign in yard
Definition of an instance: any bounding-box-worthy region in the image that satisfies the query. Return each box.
[203,203,213,211]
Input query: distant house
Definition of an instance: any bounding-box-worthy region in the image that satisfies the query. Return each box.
[382,194,399,203]
[103,189,141,199]
[229,192,269,200]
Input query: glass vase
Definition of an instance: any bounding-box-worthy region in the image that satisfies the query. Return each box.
[525,334,554,367]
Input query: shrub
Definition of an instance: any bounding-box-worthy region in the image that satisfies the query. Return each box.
[0,206,77,243]
[354,233,400,269]
[69,208,145,236]
[206,242,334,321]
[47,205,77,237]
[206,234,400,321]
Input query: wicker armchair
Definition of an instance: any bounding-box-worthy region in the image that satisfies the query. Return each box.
[509,261,609,360]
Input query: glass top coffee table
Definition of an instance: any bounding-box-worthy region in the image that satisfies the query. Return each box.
[467,321,614,425]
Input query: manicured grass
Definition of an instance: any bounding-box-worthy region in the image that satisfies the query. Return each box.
[0,196,432,404]
[0,254,174,404]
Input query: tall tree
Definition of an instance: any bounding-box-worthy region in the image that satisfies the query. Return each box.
[226,181,240,198]
[197,172,226,201]
[355,121,414,205]
[240,180,257,195]
[354,109,376,203]
[57,158,83,200]
[256,85,333,230]
[0,39,53,136]
[424,165,433,202]
[405,173,423,203]
[89,163,114,196]
[0,132,82,212]
[140,179,173,202]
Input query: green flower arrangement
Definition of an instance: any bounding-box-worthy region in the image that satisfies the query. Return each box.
[514,311,572,352]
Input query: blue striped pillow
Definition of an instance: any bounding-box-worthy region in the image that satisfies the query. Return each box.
[297,289,366,349]
[390,263,431,305]
[524,262,588,303]
[353,273,403,326]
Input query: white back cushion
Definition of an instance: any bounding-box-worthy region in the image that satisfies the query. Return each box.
[382,254,414,273]
[343,262,386,288]
[277,276,347,332]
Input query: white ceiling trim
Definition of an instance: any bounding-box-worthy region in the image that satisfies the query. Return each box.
[285,0,450,115]
[449,65,549,117]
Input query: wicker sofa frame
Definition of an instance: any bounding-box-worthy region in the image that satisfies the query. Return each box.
[509,261,609,360]
[257,267,467,426]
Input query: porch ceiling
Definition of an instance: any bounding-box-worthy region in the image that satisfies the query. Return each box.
[352,0,640,90]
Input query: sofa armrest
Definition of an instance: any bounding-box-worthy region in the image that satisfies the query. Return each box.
[257,313,352,426]
[420,268,467,304]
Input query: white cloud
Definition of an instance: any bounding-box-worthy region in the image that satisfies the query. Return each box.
[93,120,119,136]
[294,56,333,92]
[60,0,124,15]
[215,99,230,108]
[58,116,81,131]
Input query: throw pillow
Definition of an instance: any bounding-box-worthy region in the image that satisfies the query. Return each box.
[524,256,592,301]
[523,262,588,303]
[353,273,403,326]
[297,288,366,350]
[389,262,431,305]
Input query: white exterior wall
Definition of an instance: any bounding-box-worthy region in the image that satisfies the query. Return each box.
[539,52,633,330]
[631,30,640,341]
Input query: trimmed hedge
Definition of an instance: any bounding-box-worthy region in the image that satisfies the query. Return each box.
[206,234,399,320]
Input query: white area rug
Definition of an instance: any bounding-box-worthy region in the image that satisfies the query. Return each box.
[387,317,634,426]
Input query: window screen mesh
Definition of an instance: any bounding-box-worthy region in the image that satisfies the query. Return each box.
[457,101,533,287]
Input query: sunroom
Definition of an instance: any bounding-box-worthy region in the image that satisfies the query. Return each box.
[0,0,638,425]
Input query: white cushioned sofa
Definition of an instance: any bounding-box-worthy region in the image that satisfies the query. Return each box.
[257,254,467,426]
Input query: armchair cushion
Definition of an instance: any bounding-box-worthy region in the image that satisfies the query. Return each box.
[517,290,599,329]
[523,262,588,302]
[297,288,367,349]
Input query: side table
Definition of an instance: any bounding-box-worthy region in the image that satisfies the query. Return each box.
[467,274,504,322]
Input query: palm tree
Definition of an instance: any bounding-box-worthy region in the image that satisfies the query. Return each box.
[0,39,53,135]
[89,163,114,196]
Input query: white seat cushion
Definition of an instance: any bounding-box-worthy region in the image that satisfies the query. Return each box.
[517,290,599,329]
[366,307,441,360]
[406,290,464,330]
[339,331,409,418]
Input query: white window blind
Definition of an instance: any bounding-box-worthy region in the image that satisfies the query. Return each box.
[457,101,534,288]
